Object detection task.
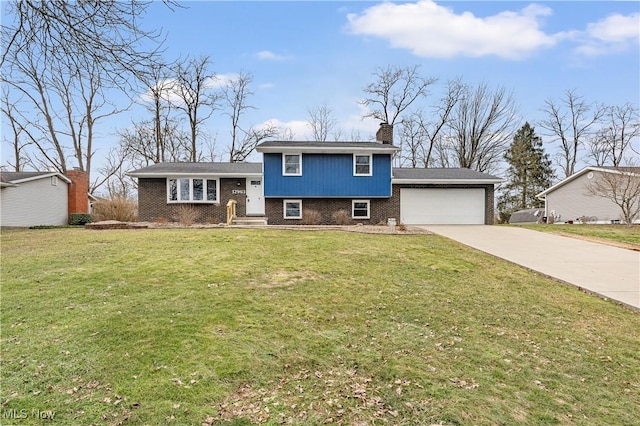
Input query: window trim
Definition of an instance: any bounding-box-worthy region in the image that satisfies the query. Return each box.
[352,199,370,219]
[166,177,219,204]
[283,199,302,219]
[282,153,302,176]
[353,154,372,176]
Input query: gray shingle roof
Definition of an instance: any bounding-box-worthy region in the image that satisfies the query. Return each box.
[256,140,400,153]
[127,162,262,177]
[393,168,502,181]
[1,171,55,183]
[258,141,392,148]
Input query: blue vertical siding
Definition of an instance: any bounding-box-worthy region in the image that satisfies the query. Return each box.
[263,153,392,197]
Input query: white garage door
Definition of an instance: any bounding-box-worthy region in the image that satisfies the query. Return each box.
[400,188,485,224]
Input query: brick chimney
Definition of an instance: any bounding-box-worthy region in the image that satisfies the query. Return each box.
[66,169,89,214]
[376,122,393,144]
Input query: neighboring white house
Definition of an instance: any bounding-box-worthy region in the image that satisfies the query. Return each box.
[1,171,72,227]
[536,166,640,224]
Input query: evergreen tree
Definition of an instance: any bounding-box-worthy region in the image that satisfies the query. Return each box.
[498,123,554,222]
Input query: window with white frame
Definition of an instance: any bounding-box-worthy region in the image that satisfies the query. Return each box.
[283,200,302,219]
[283,153,302,175]
[352,200,370,219]
[354,154,372,176]
[167,178,218,203]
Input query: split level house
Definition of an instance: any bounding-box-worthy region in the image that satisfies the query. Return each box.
[128,124,502,225]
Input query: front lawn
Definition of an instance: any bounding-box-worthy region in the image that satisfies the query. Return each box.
[517,223,640,249]
[1,228,639,425]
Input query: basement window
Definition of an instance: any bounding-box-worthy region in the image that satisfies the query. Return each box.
[352,200,370,219]
[167,178,218,203]
[283,200,302,219]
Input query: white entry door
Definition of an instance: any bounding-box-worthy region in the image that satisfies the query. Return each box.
[245,178,265,216]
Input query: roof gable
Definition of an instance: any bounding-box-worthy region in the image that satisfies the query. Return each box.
[536,166,640,198]
[0,171,71,185]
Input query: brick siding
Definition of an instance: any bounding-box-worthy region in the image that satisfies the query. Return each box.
[138,178,495,225]
[265,184,494,225]
[265,197,397,225]
[138,177,248,223]
[66,170,89,214]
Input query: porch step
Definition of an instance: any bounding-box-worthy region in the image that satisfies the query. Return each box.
[231,217,268,226]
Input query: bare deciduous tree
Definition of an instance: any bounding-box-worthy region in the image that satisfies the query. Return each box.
[222,71,255,161]
[4,42,126,180]
[139,62,176,163]
[2,0,174,89]
[360,65,437,126]
[586,167,640,225]
[0,88,33,171]
[444,82,518,173]
[587,103,640,167]
[397,78,465,167]
[228,123,279,162]
[307,103,341,141]
[172,56,220,162]
[540,89,605,178]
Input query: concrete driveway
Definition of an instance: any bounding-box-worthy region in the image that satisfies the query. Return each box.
[421,225,640,311]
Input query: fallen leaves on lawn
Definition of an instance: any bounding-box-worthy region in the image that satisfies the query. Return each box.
[204,367,435,425]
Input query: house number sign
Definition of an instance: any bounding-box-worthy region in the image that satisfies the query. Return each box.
[232,189,246,195]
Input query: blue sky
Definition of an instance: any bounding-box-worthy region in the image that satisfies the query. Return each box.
[2,0,639,173]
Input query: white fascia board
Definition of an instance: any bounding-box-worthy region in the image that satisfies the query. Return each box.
[12,172,71,184]
[535,166,614,198]
[392,178,503,185]
[257,146,400,154]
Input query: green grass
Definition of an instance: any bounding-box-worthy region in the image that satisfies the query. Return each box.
[1,228,639,425]
[517,224,640,248]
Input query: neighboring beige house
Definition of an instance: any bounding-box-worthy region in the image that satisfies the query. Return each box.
[536,166,640,224]
[0,170,90,227]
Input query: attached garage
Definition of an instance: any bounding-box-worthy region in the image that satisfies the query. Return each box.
[393,168,503,225]
[400,188,486,224]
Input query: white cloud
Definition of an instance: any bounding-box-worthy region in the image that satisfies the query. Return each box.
[347,1,560,59]
[256,50,290,61]
[575,13,640,56]
[257,119,311,140]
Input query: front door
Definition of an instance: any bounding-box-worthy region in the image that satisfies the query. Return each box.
[245,178,265,216]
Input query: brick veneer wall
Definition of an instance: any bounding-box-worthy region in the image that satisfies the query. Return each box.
[137,178,248,223]
[265,184,495,225]
[265,198,397,225]
[66,169,89,214]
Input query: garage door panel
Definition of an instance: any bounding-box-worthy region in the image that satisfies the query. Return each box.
[400,188,485,224]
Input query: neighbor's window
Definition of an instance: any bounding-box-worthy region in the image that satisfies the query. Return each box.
[168,178,218,203]
[354,154,372,176]
[283,200,302,219]
[283,154,302,175]
[352,200,370,219]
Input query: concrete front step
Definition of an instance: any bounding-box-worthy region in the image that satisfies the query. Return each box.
[232,217,268,226]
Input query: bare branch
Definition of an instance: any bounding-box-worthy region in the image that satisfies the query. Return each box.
[360,65,436,125]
